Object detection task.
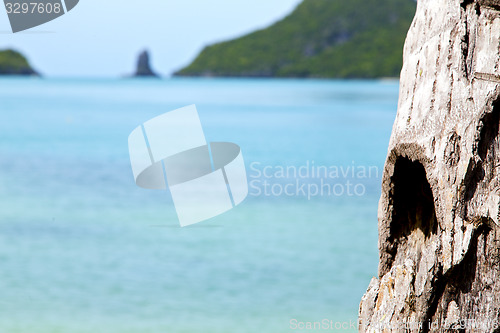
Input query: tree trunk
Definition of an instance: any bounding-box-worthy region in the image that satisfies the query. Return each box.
[359,0,500,331]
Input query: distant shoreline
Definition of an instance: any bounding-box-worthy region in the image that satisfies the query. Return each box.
[0,75,400,82]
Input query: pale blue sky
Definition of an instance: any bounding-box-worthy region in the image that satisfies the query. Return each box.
[0,0,302,77]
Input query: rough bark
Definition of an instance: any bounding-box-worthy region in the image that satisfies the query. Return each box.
[359,0,500,331]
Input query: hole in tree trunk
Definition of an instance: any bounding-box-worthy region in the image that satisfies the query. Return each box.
[390,158,438,240]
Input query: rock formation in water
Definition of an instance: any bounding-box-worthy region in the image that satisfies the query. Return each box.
[359,0,500,331]
[0,49,38,76]
[134,50,159,78]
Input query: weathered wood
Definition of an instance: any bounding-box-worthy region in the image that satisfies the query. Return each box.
[359,0,500,331]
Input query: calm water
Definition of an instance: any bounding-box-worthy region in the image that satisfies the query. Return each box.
[0,78,398,333]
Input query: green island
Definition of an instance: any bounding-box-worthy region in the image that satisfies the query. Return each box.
[175,0,416,78]
[0,49,38,76]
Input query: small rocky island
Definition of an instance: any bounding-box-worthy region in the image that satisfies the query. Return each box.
[0,49,38,76]
[133,50,159,78]
[359,0,500,330]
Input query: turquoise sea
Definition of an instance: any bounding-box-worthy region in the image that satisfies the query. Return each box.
[0,78,398,333]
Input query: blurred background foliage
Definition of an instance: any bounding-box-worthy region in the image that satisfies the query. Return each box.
[176,0,417,78]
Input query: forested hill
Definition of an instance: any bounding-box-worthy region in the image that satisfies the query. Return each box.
[0,49,38,76]
[175,0,416,78]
